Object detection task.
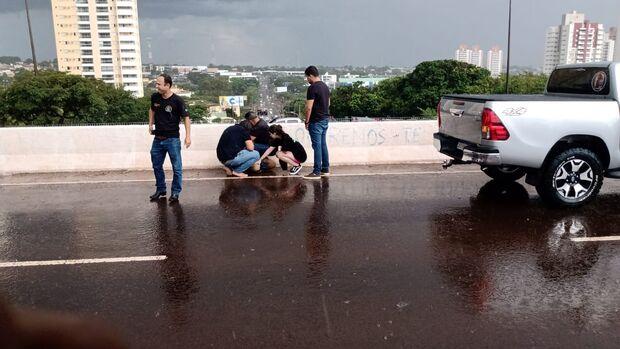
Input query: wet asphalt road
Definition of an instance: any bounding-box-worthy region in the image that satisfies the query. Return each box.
[0,170,620,348]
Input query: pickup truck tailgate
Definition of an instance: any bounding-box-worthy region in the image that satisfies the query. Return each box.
[439,97,485,144]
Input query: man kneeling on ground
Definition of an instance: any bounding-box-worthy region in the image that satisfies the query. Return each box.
[239,111,276,172]
[216,123,260,178]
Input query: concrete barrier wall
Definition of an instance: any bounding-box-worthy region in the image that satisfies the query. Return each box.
[0,121,447,175]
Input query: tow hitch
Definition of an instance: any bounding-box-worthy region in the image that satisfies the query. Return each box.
[442,159,469,170]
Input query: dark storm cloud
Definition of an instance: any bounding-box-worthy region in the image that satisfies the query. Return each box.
[0,0,618,67]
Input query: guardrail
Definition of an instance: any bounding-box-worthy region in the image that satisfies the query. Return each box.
[0,120,447,175]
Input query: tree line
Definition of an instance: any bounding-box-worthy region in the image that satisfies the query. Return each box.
[0,60,549,126]
[330,60,548,118]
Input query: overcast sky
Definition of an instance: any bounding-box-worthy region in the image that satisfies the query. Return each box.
[0,0,619,68]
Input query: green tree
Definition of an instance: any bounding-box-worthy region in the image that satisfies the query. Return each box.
[231,78,259,108]
[404,60,492,113]
[272,76,307,93]
[330,84,354,117]
[492,73,548,94]
[0,56,21,65]
[0,73,12,87]
[330,82,383,118]
[199,76,232,103]
[187,104,207,120]
[333,60,493,118]
[0,71,147,125]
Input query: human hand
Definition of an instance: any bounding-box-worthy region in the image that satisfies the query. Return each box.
[185,137,191,149]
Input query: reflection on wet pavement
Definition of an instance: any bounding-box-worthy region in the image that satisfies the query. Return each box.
[0,174,619,348]
[152,201,199,327]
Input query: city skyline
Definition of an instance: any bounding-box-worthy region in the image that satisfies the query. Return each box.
[1,0,619,68]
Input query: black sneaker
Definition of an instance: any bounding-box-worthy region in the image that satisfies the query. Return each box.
[169,194,179,203]
[321,169,330,176]
[289,165,303,175]
[149,191,167,201]
[304,172,322,180]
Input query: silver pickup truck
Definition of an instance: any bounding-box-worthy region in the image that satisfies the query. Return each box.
[434,62,620,207]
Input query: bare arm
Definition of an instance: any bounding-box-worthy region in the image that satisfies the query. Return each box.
[148,108,154,135]
[245,140,255,151]
[305,99,314,129]
[183,117,191,148]
[258,146,276,162]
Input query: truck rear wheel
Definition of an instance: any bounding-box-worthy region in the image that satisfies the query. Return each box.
[535,148,603,207]
[482,166,526,182]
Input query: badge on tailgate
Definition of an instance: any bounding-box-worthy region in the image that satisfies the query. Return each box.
[502,107,527,117]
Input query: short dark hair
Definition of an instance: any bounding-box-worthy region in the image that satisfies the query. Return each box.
[244,111,258,120]
[159,74,173,87]
[304,66,319,77]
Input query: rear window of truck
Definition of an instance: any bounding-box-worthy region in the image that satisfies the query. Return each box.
[547,67,610,95]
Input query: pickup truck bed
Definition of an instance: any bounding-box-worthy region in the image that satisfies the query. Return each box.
[444,94,615,102]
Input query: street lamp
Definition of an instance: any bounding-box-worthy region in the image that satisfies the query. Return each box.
[24,0,39,75]
[505,0,512,94]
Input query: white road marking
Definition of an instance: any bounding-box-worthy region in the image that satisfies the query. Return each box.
[0,170,480,187]
[0,255,167,268]
[571,236,620,243]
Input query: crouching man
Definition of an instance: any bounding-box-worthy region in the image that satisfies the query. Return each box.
[239,111,277,173]
[216,123,260,178]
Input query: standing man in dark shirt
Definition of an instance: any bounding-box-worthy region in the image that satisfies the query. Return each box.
[303,66,330,179]
[149,74,191,202]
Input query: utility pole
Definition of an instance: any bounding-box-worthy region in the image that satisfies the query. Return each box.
[25,0,39,75]
[505,0,512,94]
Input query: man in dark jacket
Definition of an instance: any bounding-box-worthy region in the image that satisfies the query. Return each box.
[216,123,260,178]
[239,111,276,172]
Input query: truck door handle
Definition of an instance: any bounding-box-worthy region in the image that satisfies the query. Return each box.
[449,108,465,117]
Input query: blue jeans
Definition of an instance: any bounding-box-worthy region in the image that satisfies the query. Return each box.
[225,150,260,173]
[308,119,330,174]
[254,143,273,171]
[151,137,182,195]
[254,143,270,156]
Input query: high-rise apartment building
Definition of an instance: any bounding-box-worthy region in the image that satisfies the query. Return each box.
[455,44,502,77]
[543,11,616,75]
[470,45,484,67]
[486,46,503,78]
[455,44,472,64]
[51,0,144,97]
[455,45,484,67]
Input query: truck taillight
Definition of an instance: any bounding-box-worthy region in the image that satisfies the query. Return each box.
[481,108,509,141]
[437,101,442,128]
